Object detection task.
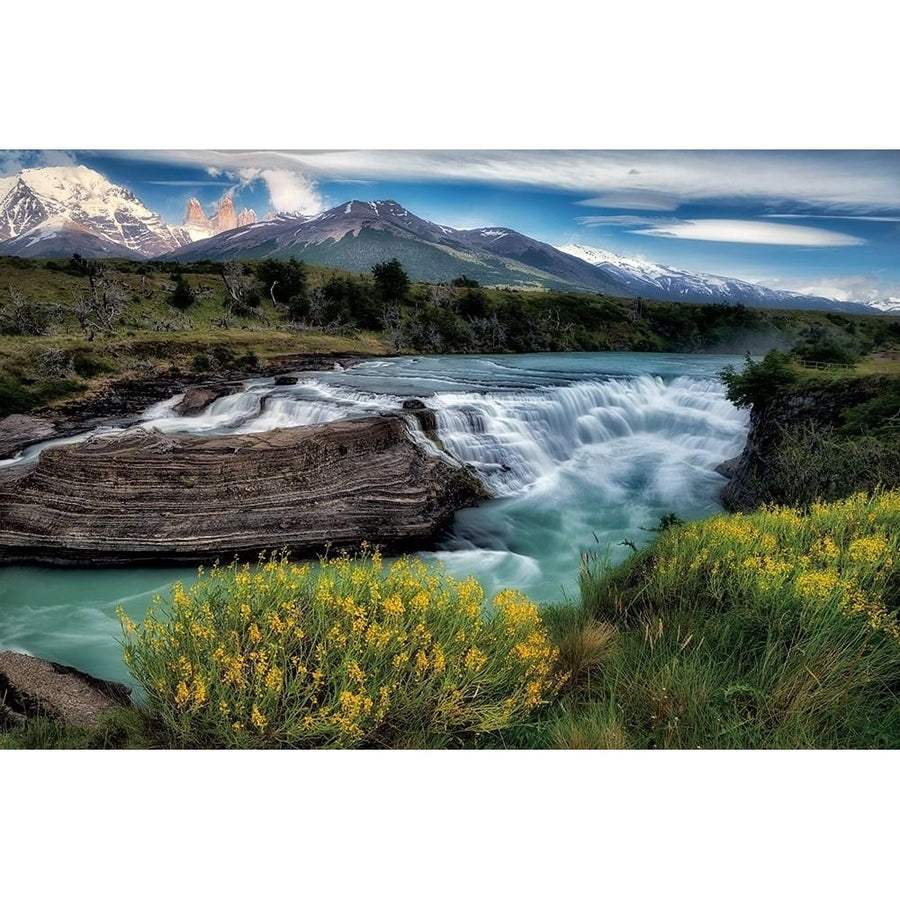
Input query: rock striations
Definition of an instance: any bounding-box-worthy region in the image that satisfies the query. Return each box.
[0,415,487,565]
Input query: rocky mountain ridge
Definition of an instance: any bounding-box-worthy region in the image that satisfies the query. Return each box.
[182,195,258,241]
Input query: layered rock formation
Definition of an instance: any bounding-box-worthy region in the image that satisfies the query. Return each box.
[0,414,58,460]
[0,415,487,564]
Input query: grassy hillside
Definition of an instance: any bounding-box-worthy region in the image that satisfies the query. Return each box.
[1,254,898,418]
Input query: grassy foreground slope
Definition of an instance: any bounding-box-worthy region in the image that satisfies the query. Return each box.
[537,490,900,749]
[5,491,899,749]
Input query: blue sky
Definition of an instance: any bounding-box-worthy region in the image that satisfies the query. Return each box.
[3,149,899,303]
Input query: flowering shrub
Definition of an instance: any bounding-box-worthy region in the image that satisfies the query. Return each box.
[590,490,900,644]
[119,551,563,748]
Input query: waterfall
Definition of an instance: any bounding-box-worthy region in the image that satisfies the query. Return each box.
[0,352,752,683]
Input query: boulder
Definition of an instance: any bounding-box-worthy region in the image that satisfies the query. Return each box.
[0,652,131,729]
[172,383,243,416]
[0,414,57,460]
[402,399,439,444]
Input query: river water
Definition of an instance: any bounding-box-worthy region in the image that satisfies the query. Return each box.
[0,352,749,690]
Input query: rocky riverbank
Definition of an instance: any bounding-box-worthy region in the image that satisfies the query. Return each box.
[719,372,900,510]
[0,651,132,730]
[0,352,372,461]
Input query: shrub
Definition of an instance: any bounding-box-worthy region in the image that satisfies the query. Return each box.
[720,350,798,408]
[170,275,195,310]
[119,551,563,748]
[749,422,900,507]
[792,335,859,366]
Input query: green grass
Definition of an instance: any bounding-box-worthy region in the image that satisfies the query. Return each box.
[0,707,151,749]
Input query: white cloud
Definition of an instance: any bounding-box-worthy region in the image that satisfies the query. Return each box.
[759,273,900,304]
[575,190,680,211]
[108,150,900,213]
[254,169,325,215]
[237,167,262,186]
[633,219,865,247]
[579,215,678,228]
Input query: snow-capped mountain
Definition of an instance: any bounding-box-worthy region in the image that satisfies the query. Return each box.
[867,297,900,313]
[557,243,879,315]
[0,165,190,258]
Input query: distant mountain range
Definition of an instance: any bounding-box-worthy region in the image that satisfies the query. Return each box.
[164,199,632,296]
[0,165,894,315]
[556,244,897,315]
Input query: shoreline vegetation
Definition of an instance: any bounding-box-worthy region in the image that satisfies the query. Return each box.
[2,254,900,748]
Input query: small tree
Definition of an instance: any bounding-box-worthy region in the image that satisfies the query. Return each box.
[257,258,308,319]
[3,286,50,335]
[170,274,195,311]
[73,266,127,340]
[372,258,410,304]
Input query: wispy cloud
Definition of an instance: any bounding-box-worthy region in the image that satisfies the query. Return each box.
[108,149,900,214]
[762,214,900,222]
[148,180,226,187]
[633,219,865,247]
[759,273,900,303]
[578,215,676,228]
[575,190,680,211]
[0,149,78,176]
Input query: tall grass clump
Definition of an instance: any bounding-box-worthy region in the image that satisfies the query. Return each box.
[118,550,563,748]
[565,490,900,748]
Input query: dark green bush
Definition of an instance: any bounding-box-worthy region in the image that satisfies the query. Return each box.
[720,350,799,408]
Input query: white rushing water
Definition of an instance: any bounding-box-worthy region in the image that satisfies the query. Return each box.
[0,352,749,686]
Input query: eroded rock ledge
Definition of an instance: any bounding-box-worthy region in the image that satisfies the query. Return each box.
[0,415,488,565]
